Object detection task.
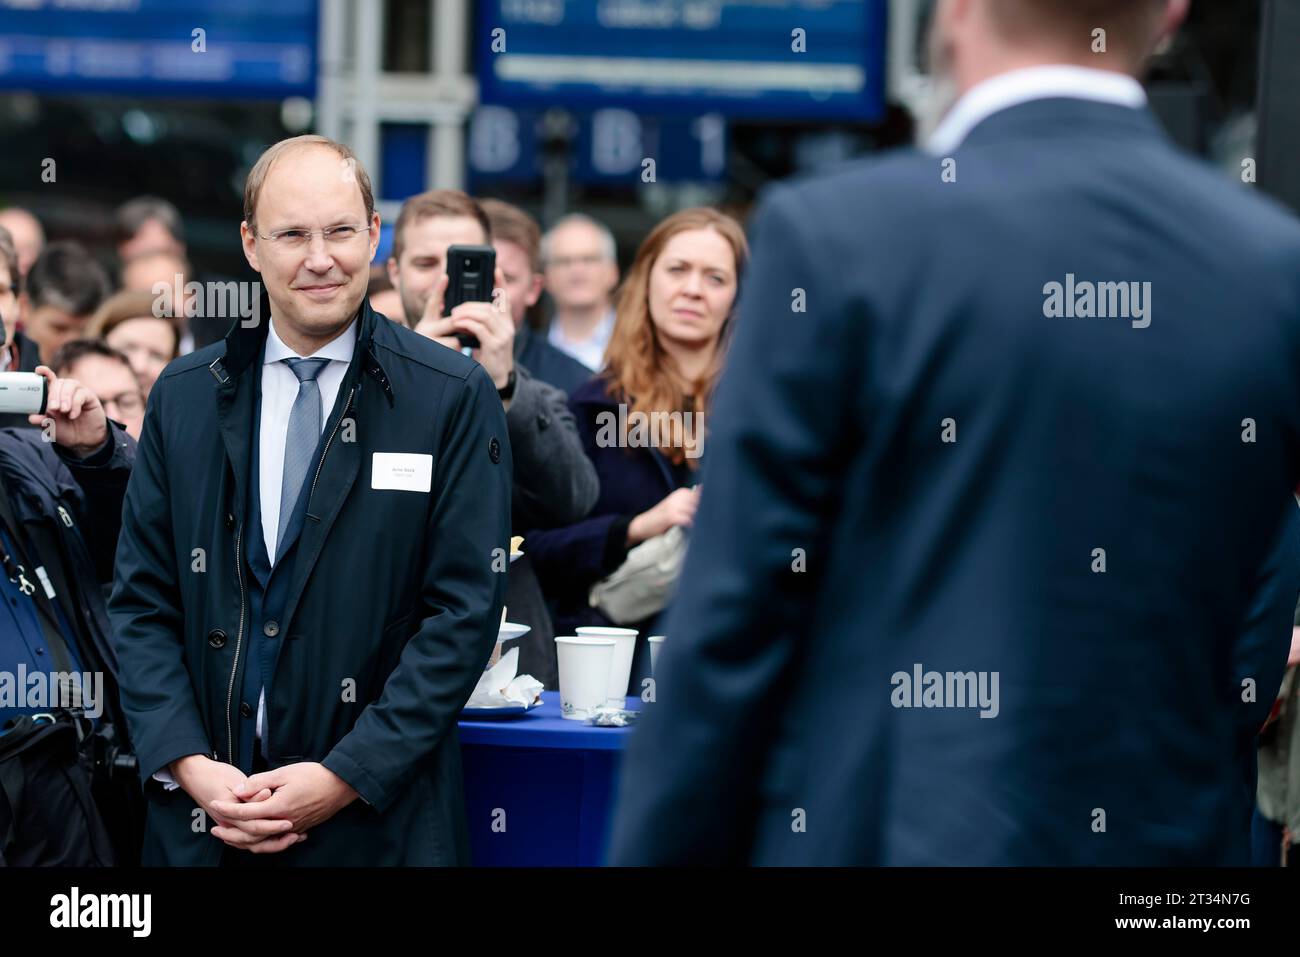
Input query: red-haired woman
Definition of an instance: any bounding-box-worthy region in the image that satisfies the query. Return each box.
[527,207,748,685]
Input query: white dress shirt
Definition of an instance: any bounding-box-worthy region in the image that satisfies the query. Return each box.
[926,65,1148,156]
[547,307,615,372]
[253,315,355,746]
[259,315,356,563]
[156,315,356,788]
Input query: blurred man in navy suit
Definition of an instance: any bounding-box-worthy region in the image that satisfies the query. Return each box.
[611,0,1300,865]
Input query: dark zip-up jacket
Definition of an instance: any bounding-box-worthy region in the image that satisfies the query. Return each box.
[109,298,512,865]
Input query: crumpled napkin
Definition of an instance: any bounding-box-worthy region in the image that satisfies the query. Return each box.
[465,647,543,709]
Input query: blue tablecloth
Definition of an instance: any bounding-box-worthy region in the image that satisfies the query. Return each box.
[458,695,639,866]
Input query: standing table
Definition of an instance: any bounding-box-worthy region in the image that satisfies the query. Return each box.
[457,695,639,866]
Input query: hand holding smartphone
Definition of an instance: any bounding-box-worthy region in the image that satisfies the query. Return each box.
[443,245,496,350]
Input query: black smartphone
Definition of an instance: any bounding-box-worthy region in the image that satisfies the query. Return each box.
[443,244,496,350]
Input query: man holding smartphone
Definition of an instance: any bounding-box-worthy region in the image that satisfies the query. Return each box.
[383,191,513,394]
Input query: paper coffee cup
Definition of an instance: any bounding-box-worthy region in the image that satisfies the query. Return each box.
[647,635,665,677]
[576,626,639,704]
[554,636,616,720]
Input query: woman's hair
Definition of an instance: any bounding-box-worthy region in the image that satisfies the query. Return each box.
[88,288,182,359]
[601,207,748,468]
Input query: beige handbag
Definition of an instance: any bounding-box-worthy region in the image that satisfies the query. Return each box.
[588,525,688,625]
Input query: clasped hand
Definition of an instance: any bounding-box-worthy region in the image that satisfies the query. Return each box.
[175,755,358,855]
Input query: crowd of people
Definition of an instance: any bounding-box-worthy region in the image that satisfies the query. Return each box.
[3,0,1300,870]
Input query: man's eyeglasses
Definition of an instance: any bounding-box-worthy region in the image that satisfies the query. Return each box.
[257,224,370,248]
[547,254,606,270]
[103,391,145,417]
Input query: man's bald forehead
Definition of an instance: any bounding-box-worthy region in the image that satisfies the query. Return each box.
[244,134,374,232]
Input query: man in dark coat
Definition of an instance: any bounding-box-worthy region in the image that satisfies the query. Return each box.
[611,0,1300,865]
[109,135,512,865]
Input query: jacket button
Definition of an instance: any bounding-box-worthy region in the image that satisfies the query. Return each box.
[488,436,501,464]
[225,512,235,529]
[240,701,253,718]
[263,620,280,638]
[207,629,227,649]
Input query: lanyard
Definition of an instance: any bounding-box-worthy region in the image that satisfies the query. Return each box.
[0,535,34,596]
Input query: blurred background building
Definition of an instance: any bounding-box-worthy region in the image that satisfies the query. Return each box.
[0,0,1290,285]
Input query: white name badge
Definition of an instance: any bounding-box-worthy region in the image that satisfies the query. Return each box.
[371,452,433,493]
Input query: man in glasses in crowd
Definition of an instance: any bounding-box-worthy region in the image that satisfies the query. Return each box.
[110,134,512,865]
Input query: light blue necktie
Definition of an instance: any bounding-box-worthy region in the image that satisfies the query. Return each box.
[277,357,330,556]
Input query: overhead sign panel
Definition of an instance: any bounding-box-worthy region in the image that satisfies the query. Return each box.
[0,0,317,99]
[478,0,887,121]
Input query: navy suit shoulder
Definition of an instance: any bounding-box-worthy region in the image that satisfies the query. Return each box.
[371,315,482,381]
[769,111,1300,283]
[610,99,1300,867]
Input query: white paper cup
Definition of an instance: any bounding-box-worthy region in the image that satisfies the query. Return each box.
[647,635,666,677]
[576,626,639,704]
[554,636,616,720]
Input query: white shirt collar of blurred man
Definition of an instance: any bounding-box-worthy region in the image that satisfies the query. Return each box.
[547,307,615,372]
[927,64,1148,156]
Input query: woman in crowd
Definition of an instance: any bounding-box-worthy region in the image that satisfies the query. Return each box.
[88,289,180,399]
[527,207,748,683]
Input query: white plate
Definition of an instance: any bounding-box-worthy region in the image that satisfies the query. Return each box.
[462,698,542,719]
[498,622,530,643]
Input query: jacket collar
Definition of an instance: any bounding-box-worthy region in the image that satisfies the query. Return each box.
[927,65,1147,155]
[950,96,1164,152]
[209,297,396,529]
[209,296,395,408]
